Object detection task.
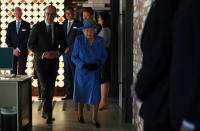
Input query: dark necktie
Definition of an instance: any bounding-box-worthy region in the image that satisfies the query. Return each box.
[48,25,52,45]
[67,22,72,34]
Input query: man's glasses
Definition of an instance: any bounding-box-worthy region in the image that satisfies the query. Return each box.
[45,12,56,17]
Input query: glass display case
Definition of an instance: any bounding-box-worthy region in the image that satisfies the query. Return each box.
[0,75,32,131]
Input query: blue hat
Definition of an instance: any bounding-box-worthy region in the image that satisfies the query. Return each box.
[78,19,99,30]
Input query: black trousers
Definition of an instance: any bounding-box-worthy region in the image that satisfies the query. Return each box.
[34,70,42,98]
[63,52,75,97]
[12,53,28,75]
[144,120,177,131]
[36,65,58,118]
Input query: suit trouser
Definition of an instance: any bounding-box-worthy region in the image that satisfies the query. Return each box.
[12,53,28,75]
[144,120,176,131]
[143,108,175,131]
[140,83,175,131]
[142,99,175,131]
[36,66,58,118]
[63,52,75,97]
[34,70,42,98]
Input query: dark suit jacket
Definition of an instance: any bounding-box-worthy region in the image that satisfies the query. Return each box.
[6,20,30,54]
[27,21,67,72]
[63,20,82,51]
[135,0,180,129]
[170,0,200,130]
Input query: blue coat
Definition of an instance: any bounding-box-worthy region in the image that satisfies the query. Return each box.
[72,35,107,104]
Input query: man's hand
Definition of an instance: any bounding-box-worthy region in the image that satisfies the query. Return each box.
[180,125,194,131]
[131,82,141,102]
[13,49,20,56]
[43,51,59,59]
[64,48,70,53]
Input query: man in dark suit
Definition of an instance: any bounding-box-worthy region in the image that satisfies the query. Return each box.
[6,7,30,75]
[133,0,180,131]
[169,0,200,131]
[82,7,94,21]
[61,6,82,100]
[82,7,101,34]
[28,5,67,124]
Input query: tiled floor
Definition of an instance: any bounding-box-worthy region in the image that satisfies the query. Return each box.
[28,97,135,131]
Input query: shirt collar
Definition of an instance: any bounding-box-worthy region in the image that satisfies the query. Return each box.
[16,20,22,24]
[45,20,54,27]
[68,20,74,24]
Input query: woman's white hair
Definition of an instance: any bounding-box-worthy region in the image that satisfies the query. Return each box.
[83,28,97,33]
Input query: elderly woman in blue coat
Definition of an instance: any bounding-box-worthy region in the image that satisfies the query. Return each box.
[71,19,107,128]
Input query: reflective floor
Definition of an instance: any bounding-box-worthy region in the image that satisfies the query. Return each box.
[28,97,135,131]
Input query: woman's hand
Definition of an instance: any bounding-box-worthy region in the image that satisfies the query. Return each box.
[131,82,142,102]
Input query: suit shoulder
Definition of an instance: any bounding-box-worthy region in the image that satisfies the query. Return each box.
[32,22,43,31]
[10,21,16,24]
[34,21,43,26]
[74,20,82,26]
[8,21,15,26]
[32,23,39,28]
[22,20,30,25]
[54,22,64,30]
[63,20,67,25]
[7,21,16,30]
[54,22,62,27]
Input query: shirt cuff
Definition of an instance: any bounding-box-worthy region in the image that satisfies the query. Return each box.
[41,53,45,59]
[182,120,195,130]
[16,48,21,52]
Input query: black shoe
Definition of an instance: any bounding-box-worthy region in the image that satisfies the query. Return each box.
[61,96,72,100]
[78,116,85,123]
[42,112,55,121]
[42,115,55,121]
[11,73,16,77]
[46,118,54,125]
[93,121,100,128]
[38,97,43,100]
